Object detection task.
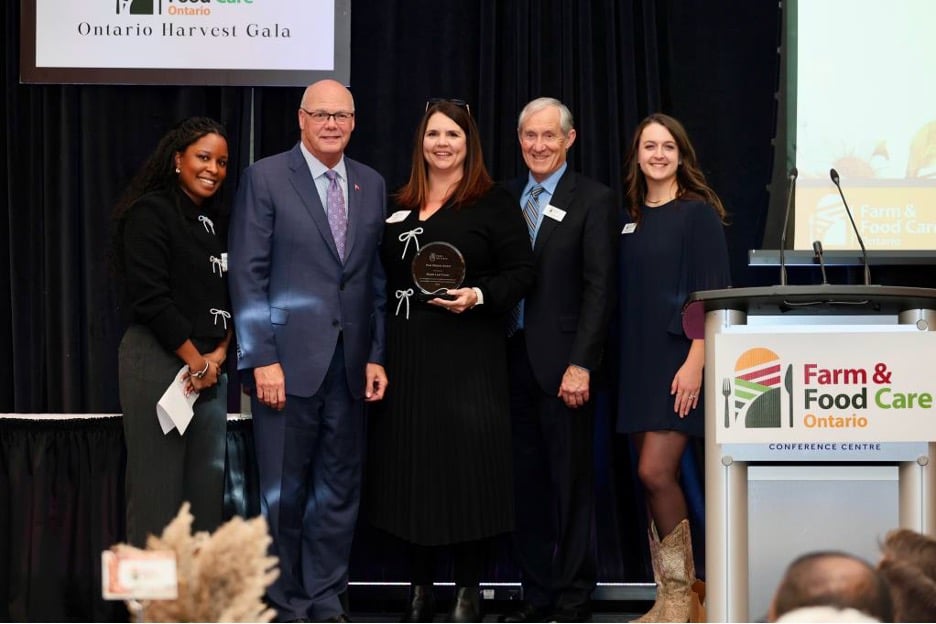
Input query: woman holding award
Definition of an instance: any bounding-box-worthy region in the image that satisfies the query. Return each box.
[367,99,534,622]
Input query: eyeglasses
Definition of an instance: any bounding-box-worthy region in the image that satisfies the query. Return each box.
[300,108,355,124]
[425,98,471,116]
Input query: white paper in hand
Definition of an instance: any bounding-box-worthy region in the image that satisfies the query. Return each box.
[156,366,199,435]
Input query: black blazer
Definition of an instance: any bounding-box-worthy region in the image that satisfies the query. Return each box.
[507,170,619,394]
[120,187,230,353]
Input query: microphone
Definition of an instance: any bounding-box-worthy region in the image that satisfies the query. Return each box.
[813,240,829,285]
[829,168,871,285]
[779,167,798,286]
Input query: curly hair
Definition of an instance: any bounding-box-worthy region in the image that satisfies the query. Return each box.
[111,116,228,274]
[395,100,492,210]
[622,113,727,225]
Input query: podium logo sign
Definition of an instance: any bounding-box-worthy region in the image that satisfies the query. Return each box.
[714,329,936,444]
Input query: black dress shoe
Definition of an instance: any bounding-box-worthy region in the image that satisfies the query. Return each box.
[499,602,551,623]
[400,584,435,622]
[321,614,350,623]
[450,586,482,623]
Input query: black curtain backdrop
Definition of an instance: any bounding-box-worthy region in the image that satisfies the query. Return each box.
[1,0,781,412]
[0,416,262,622]
[2,1,782,620]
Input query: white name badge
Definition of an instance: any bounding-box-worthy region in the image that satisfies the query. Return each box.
[220,252,228,272]
[386,210,412,223]
[543,205,566,222]
[622,223,637,234]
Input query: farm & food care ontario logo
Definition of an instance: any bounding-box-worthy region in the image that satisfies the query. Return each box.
[725,347,932,431]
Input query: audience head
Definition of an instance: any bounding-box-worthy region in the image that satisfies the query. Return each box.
[775,606,880,623]
[879,527,936,580]
[298,79,356,168]
[768,551,893,623]
[396,98,491,209]
[878,528,936,622]
[517,97,576,182]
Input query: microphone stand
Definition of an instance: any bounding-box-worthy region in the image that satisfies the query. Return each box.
[829,168,871,285]
[779,167,798,286]
[812,240,829,285]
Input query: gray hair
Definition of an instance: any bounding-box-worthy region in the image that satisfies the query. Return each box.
[518,97,574,135]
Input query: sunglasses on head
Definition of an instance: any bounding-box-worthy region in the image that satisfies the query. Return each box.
[425,98,471,116]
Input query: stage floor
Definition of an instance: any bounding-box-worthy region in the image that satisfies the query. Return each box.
[349,600,650,622]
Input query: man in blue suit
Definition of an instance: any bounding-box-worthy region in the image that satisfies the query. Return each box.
[228,79,388,623]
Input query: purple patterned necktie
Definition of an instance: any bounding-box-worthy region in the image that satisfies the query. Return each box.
[324,169,348,261]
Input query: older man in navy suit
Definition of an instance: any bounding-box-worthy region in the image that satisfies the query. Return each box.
[502,97,618,623]
[229,79,387,623]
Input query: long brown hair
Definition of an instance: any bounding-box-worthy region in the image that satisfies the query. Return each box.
[623,113,727,224]
[395,100,492,209]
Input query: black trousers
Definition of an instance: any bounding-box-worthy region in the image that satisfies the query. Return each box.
[507,333,596,613]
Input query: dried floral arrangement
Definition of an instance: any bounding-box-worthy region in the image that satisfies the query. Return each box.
[111,503,279,622]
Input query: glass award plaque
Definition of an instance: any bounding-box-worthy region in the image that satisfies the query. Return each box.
[411,241,466,302]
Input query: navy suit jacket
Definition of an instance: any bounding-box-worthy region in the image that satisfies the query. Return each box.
[507,170,618,394]
[228,143,387,398]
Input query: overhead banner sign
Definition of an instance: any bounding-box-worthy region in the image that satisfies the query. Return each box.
[713,327,936,444]
[20,0,350,86]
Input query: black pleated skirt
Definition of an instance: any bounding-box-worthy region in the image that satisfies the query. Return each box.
[366,305,514,546]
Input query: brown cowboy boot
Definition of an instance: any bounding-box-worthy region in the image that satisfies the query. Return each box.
[654,519,695,623]
[632,522,663,622]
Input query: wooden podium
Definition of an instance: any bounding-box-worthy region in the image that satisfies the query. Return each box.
[684,285,936,622]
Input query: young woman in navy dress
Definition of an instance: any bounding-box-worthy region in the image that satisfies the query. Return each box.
[618,113,730,622]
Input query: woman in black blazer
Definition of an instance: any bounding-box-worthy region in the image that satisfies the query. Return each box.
[112,116,232,546]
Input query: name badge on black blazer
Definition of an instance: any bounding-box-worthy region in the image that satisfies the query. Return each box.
[543,205,566,222]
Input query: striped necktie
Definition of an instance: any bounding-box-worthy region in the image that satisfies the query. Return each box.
[523,185,544,244]
[508,185,545,337]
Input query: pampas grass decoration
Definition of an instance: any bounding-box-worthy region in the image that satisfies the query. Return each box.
[120,502,279,622]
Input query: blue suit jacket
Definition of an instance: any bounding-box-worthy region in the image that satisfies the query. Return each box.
[228,143,387,398]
